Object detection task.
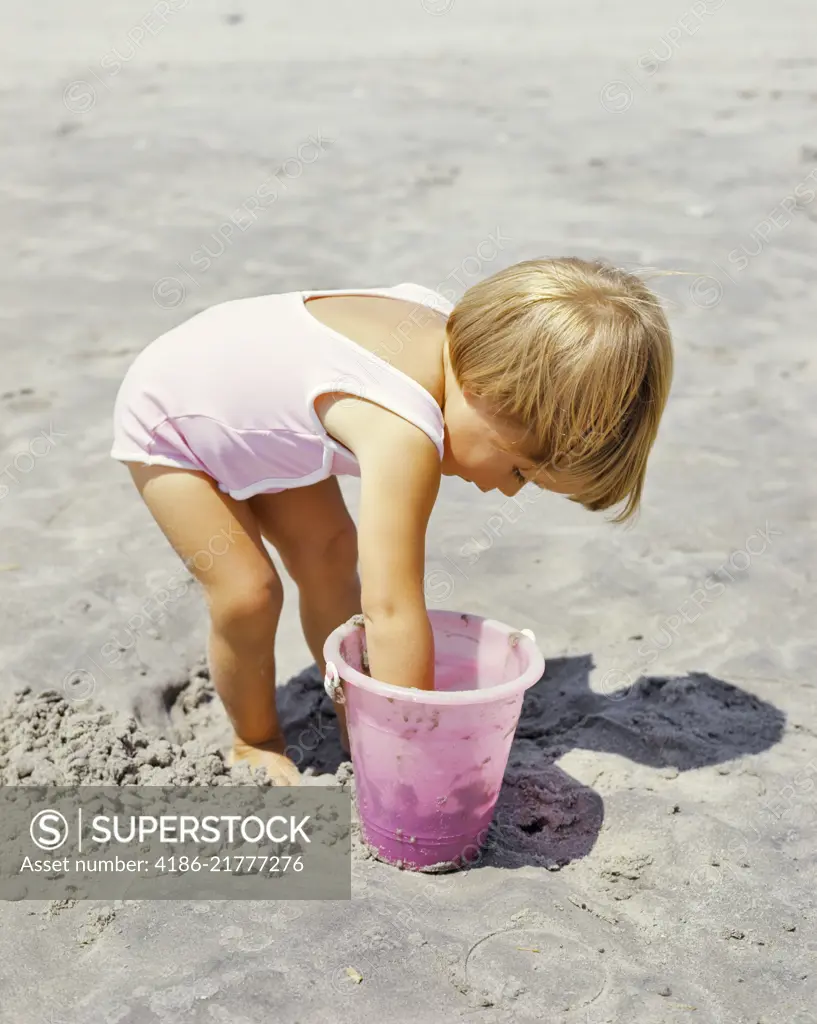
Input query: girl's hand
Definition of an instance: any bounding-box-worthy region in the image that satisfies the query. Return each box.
[228,736,301,786]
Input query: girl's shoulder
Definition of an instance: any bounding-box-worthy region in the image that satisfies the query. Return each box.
[303,282,452,316]
[391,282,454,317]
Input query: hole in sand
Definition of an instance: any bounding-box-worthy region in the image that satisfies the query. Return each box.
[518,817,547,835]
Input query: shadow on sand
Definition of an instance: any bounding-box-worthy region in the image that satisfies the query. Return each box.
[276,655,785,869]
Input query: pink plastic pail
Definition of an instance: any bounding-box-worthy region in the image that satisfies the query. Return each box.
[323,610,545,871]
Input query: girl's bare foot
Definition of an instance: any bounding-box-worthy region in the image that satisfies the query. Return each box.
[228,736,301,786]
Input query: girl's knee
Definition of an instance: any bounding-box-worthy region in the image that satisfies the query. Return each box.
[209,573,284,636]
[287,523,358,588]
[324,523,359,577]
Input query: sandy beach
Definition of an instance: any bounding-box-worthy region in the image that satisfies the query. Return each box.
[0,1,815,1021]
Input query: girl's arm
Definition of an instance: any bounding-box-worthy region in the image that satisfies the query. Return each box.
[322,397,441,690]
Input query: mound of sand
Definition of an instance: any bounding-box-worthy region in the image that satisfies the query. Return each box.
[0,686,258,787]
[0,668,344,789]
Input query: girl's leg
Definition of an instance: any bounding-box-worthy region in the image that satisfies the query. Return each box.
[248,477,361,752]
[126,463,300,785]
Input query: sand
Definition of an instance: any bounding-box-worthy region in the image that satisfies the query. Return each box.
[1,0,816,1021]
[0,662,785,870]
[0,669,345,789]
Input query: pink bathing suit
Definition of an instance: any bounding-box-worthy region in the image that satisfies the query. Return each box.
[111,283,454,499]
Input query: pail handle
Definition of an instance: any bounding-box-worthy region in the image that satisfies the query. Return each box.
[509,627,536,646]
[324,661,345,704]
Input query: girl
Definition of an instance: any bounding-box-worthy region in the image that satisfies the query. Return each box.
[111,258,673,784]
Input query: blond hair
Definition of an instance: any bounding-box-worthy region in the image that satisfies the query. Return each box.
[446,257,674,522]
